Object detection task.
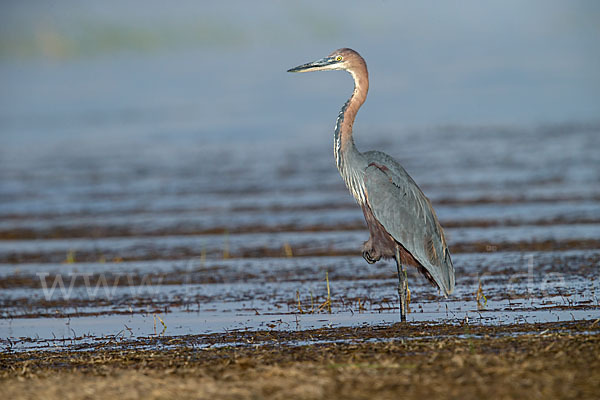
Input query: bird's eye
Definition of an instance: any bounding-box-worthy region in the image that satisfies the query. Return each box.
[336,56,343,61]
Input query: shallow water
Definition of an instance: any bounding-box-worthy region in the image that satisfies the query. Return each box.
[2,99,600,351]
[1,247,599,351]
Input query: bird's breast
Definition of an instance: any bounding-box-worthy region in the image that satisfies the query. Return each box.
[338,163,367,205]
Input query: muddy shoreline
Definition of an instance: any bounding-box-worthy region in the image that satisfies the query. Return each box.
[2,320,599,399]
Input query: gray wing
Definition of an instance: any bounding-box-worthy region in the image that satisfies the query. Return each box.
[363,151,455,295]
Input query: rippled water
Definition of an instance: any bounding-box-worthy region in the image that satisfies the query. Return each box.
[1,2,599,350]
[2,120,599,350]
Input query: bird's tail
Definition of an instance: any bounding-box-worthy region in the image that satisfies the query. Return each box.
[438,251,455,296]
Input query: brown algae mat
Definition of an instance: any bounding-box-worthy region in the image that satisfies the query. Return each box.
[2,320,599,399]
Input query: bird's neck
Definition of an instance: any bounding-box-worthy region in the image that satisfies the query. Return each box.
[334,66,369,204]
[334,69,368,166]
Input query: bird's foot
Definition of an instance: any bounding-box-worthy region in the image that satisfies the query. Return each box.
[362,250,378,264]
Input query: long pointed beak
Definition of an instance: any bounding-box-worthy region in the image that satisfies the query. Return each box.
[287,57,336,73]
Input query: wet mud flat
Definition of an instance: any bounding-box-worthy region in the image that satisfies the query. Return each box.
[2,321,600,399]
[1,124,599,399]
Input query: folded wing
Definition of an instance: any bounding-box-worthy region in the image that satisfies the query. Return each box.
[363,151,455,295]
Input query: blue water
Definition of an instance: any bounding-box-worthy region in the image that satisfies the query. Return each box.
[2,1,599,152]
[1,2,599,348]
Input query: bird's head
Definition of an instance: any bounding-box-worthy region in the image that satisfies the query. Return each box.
[287,48,365,74]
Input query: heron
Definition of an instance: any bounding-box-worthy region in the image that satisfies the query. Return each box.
[288,48,455,321]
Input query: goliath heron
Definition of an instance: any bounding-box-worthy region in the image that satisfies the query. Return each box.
[288,48,455,321]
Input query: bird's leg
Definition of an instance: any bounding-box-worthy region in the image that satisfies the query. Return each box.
[395,247,408,322]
